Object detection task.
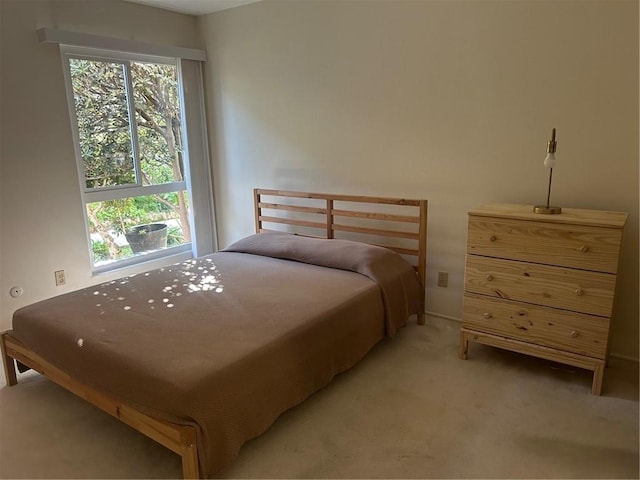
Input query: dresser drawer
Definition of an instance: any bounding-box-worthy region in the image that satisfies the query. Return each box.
[467,217,623,273]
[464,255,616,317]
[462,294,609,358]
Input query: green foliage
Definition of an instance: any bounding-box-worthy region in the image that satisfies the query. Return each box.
[132,62,185,185]
[70,59,184,189]
[167,226,184,246]
[88,194,184,234]
[91,240,110,262]
[70,59,135,188]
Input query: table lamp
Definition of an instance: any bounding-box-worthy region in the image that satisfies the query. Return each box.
[533,128,562,214]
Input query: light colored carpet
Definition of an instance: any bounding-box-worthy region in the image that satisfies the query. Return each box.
[1,316,638,479]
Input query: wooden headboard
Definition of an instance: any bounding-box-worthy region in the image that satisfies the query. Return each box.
[254,188,428,323]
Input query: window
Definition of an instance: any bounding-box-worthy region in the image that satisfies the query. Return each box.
[63,50,196,272]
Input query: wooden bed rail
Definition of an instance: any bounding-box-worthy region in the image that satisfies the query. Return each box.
[0,332,200,478]
[254,188,428,324]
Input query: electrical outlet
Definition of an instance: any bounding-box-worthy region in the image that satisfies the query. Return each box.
[437,271,448,288]
[54,270,66,286]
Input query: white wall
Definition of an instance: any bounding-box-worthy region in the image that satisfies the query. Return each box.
[0,1,201,328]
[199,0,639,359]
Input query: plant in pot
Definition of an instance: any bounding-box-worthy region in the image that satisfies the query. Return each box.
[101,198,169,254]
[107,199,169,254]
[124,223,169,253]
[88,198,172,262]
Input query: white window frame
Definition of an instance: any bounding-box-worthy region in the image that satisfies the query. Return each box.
[59,41,216,274]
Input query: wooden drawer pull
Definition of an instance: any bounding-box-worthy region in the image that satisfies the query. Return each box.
[483,312,492,319]
[579,245,589,253]
[574,288,584,296]
[489,235,497,242]
[570,330,579,338]
[486,274,494,281]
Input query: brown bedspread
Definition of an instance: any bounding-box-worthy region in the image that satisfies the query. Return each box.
[11,234,422,477]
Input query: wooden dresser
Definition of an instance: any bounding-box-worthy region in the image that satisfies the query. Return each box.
[459,204,627,395]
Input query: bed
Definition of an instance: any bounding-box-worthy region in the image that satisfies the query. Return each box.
[1,189,428,478]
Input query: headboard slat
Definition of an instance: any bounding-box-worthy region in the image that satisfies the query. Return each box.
[258,215,326,230]
[332,224,420,240]
[258,202,327,215]
[332,209,420,224]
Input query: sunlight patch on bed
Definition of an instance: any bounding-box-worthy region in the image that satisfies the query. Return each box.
[88,257,224,314]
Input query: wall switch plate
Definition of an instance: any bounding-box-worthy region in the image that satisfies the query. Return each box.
[54,270,66,286]
[437,271,448,287]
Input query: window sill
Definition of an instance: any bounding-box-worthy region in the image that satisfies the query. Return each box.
[92,244,193,277]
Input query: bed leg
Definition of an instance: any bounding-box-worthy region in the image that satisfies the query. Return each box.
[1,332,18,386]
[180,430,200,479]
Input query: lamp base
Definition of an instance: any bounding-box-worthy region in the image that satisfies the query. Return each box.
[533,205,562,214]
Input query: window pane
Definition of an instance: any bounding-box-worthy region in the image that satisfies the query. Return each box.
[87,191,191,267]
[69,59,135,189]
[131,62,185,186]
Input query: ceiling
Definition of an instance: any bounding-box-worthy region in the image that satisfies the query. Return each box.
[123,0,262,16]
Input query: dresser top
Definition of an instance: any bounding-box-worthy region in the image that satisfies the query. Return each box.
[469,203,628,229]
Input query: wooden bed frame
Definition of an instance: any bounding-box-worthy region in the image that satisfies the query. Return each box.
[1,189,427,479]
